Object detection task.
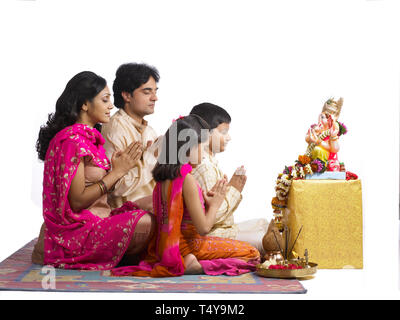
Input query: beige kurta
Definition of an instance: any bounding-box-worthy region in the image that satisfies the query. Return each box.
[192,152,242,239]
[101,109,159,209]
[192,152,269,254]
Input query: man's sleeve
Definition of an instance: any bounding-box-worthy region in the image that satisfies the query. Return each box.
[142,129,162,168]
[102,122,141,198]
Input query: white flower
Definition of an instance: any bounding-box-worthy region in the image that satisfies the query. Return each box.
[280,184,290,192]
[281,175,292,186]
[261,259,277,268]
[276,190,287,201]
[304,164,313,174]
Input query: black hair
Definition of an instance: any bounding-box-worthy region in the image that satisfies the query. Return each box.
[113,63,160,109]
[36,71,107,161]
[152,115,210,182]
[189,102,231,130]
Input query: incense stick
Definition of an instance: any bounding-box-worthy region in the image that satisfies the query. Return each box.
[289,225,303,255]
[284,226,288,261]
[272,230,283,254]
[287,228,291,260]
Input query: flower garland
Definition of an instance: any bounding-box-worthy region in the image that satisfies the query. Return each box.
[271,121,347,232]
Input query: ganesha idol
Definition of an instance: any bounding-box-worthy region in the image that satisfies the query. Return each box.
[268,97,349,237]
[305,97,345,172]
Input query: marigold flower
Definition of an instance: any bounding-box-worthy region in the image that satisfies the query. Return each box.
[298,155,311,165]
[271,197,287,210]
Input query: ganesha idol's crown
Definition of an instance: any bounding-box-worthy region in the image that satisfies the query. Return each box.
[322,97,343,118]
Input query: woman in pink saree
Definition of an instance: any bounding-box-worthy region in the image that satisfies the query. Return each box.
[111,115,260,277]
[32,71,154,270]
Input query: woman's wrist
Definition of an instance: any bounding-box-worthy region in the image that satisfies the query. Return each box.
[102,169,124,192]
[110,167,126,180]
[96,180,108,195]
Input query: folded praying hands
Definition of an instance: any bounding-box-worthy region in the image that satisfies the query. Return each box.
[228,165,247,193]
[111,141,143,177]
[202,178,228,211]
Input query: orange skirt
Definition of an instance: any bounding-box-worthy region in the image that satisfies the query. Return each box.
[179,224,260,262]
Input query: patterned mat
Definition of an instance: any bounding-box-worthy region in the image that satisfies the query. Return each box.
[0,239,307,294]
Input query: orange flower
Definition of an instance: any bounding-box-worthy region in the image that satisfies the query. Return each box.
[298,154,311,165]
[271,197,287,210]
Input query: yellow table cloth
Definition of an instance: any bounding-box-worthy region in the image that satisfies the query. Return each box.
[286,179,363,269]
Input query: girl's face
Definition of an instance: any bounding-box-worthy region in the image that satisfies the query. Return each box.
[83,86,114,126]
[209,122,231,154]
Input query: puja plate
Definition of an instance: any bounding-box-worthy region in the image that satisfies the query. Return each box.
[256,262,318,279]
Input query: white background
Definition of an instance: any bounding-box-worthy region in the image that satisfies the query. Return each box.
[0,0,399,299]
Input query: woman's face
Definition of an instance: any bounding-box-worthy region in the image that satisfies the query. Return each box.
[84,86,114,125]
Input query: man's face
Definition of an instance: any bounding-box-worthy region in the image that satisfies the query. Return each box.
[124,76,158,119]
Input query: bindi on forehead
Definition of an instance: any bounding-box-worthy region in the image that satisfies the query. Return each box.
[99,86,111,95]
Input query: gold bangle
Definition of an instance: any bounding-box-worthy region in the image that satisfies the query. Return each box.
[100,180,108,193]
[97,182,105,195]
[97,180,108,195]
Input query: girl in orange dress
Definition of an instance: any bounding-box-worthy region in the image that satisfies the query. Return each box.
[112,115,260,277]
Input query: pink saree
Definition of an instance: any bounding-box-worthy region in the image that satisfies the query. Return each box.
[111,164,260,277]
[42,124,147,270]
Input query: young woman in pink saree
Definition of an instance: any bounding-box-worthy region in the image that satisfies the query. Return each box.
[33,71,155,270]
[111,115,260,277]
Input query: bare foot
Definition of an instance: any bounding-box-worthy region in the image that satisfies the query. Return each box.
[183,254,203,275]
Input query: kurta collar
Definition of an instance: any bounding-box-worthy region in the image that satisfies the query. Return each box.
[119,108,149,133]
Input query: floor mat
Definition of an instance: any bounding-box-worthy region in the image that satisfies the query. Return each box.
[0,239,307,294]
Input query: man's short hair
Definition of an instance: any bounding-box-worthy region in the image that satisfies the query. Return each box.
[113,63,160,109]
[189,102,231,130]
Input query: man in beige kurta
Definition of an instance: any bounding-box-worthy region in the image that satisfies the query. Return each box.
[102,63,161,210]
[102,109,159,209]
